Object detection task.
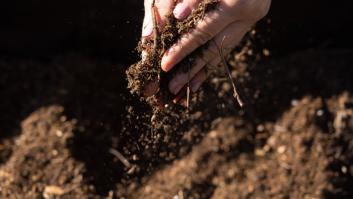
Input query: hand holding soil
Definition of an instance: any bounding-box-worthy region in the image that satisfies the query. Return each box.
[141,0,271,99]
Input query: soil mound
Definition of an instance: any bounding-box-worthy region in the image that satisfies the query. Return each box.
[133,94,353,198]
[1,49,353,198]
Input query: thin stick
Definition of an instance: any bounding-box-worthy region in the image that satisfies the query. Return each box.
[215,37,244,107]
[186,62,191,112]
[151,0,158,54]
[109,148,131,168]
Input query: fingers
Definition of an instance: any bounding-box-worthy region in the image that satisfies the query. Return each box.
[155,0,174,16]
[142,0,175,37]
[142,0,154,37]
[172,40,234,106]
[168,21,251,95]
[141,0,270,101]
[190,68,208,92]
[173,0,201,20]
[172,68,207,105]
[169,56,208,95]
[161,1,236,72]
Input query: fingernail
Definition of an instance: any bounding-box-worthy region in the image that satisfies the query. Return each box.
[173,3,191,20]
[142,17,153,37]
[161,47,174,71]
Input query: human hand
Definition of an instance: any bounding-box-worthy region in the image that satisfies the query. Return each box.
[141,0,271,99]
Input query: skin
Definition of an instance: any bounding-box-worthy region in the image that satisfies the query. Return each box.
[142,0,271,101]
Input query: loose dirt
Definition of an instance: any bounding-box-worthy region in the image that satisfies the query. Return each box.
[1,49,353,198]
[1,0,353,198]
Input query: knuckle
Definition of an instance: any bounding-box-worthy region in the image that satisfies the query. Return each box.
[177,29,212,62]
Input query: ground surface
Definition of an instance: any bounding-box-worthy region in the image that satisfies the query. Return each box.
[1,48,353,198]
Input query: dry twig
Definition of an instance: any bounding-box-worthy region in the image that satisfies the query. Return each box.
[109,148,131,168]
[215,37,244,107]
[186,62,191,112]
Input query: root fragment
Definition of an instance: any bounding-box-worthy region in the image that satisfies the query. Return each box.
[151,0,159,55]
[109,148,131,168]
[186,62,191,112]
[216,37,245,107]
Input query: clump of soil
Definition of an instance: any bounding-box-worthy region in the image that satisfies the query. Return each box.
[0,106,88,198]
[126,0,220,104]
[1,49,353,198]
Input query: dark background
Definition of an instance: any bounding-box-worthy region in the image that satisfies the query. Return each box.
[0,1,353,197]
[1,0,353,63]
[0,0,142,63]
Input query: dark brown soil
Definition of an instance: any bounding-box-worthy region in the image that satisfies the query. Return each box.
[1,1,353,198]
[126,0,220,104]
[1,48,353,198]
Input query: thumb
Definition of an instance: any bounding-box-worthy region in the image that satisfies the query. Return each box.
[142,0,154,37]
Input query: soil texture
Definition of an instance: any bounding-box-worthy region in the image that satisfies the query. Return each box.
[1,49,353,198]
